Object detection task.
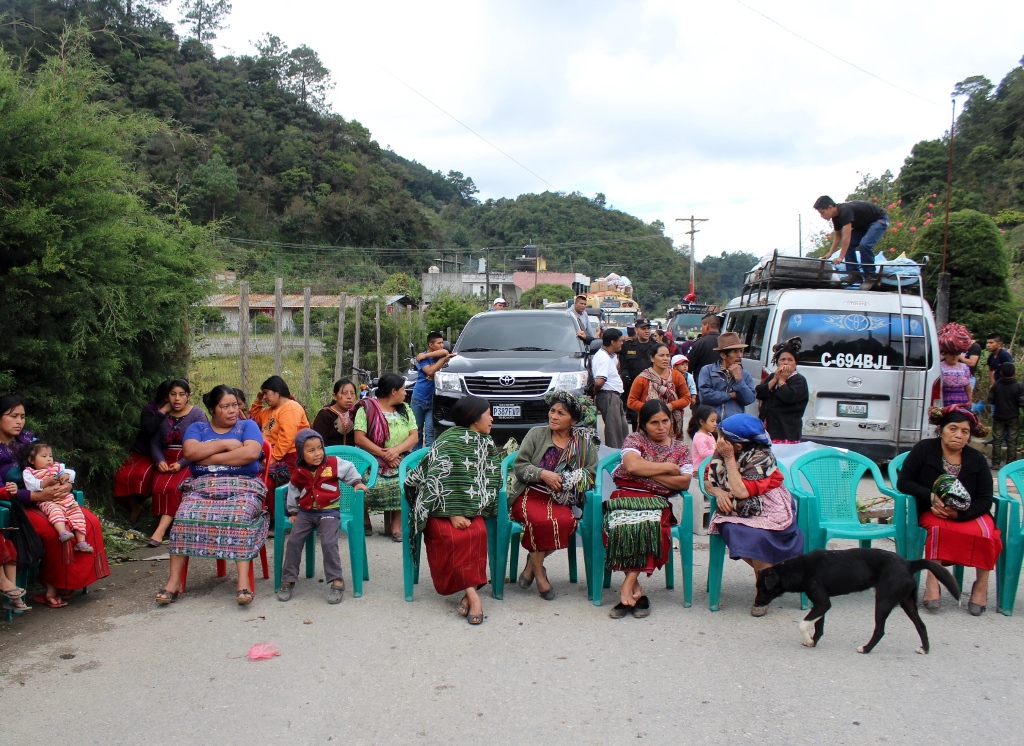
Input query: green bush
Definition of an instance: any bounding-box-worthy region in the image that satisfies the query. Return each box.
[425,294,483,334]
[908,210,1016,338]
[519,283,576,309]
[253,313,275,334]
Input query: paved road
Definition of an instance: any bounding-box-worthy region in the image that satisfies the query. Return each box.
[1,523,1022,745]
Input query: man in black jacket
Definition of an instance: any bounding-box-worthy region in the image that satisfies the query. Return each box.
[618,319,655,429]
[988,361,1024,467]
[686,314,722,403]
[814,195,889,290]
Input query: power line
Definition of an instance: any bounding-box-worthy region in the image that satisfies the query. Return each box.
[373,62,557,190]
[222,234,672,254]
[733,0,943,108]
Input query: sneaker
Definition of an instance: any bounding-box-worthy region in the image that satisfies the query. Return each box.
[276,583,293,602]
[750,603,768,617]
[327,583,344,604]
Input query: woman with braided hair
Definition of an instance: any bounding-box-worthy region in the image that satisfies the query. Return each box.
[507,391,599,600]
[754,337,808,443]
[605,399,692,618]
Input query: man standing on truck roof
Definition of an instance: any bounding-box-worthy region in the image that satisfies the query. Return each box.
[814,195,890,291]
[566,294,595,344]
[592,328,628,448]
[619,319,656,430]
[685,314,722,400]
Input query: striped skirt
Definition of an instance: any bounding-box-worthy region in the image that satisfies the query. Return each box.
[920,512,1002,571]
[365,473,402,512]
[603,487,673,575]
[113,452,155,501]
[424,516,489,596]
[511,487,577,552]
[169,475,268,561]
[151,447,190,517]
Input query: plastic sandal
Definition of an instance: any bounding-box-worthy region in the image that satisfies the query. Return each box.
[155,589,179,605]
[236,589,254,605]
[467,613,483,625]
[457,595,469,617]
[74,541,94,553]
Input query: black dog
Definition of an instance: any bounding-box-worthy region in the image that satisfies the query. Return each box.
[754,548,961,654]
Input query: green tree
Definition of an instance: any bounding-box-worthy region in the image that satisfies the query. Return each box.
[178,0,232,42]
[0,37,210,497]
[425,294,482,333]
[189,152,238,221]
[519,283,576,308]
[284,45,334,112]
[899,140,948,206]
[907,210,1015,338]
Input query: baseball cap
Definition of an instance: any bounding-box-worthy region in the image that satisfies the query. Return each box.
[493,297,507,305]
[635,319,651,328]
[671,354,688,367]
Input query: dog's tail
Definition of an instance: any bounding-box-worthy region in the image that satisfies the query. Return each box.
[909,560,961,598]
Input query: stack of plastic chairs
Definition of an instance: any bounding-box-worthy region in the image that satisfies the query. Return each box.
[272,445,377,598]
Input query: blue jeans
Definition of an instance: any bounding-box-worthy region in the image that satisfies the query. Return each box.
[845,217,889,275]
[411,397,434,449]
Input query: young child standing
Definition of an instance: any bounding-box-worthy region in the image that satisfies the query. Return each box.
[21,443,92,553]
[277,429,366,604]
[688,405,719,470]
[988,362,1024,467]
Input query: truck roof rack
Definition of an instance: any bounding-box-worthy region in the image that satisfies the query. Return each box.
[737,251,928,307]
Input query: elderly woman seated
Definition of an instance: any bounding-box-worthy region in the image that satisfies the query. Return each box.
[507,391,599,600]
[157,385,268,606]
[706,413,804,616]
[605,400,692,618]
[897,405,1002,615]
[406,395,501,625]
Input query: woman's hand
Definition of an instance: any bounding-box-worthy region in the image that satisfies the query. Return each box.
[5,482,17,497]
[540,470,563,492]
[218,439,244,451]
[169,462,183,473]
[708,486,733,515]
[930,493,957,519]
[32,482,72,503]
[157,461,171,473]
[449,516,472,530]
[714,438,734,458]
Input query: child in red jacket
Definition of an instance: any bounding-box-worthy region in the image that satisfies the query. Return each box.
[277,429,366,604]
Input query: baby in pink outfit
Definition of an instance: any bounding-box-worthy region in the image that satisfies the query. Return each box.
[22,442,92,553]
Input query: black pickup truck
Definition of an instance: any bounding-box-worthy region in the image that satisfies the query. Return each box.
[431,310,591,445]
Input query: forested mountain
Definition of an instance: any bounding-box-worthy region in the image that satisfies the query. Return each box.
[0,0,697,311]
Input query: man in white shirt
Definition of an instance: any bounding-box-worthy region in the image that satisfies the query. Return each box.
[592,327,628,448]
[565,294,595,344]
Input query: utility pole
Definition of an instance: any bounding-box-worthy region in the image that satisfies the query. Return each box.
[674,216,709,301]
[937,98,957,328]
[798,215,803,258]
[484,247,490,303]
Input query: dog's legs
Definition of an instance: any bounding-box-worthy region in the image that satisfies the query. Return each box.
[899,594,930,654]
[799,593,830,648]
[857,595,899,654]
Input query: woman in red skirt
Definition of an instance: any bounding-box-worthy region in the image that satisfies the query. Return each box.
[508,391,599,600]
[406,396,501,625]
[897,405,1002,615]
[112,380,172,523]
[146,380,207,547]
[605,400,692,618]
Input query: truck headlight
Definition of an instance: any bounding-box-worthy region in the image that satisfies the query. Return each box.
[552,372,588,391]
[435,371,462,392]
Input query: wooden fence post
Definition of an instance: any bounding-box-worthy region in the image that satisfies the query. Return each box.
[239,280,250,395]
[274,277,283,376]
[375,302,382,378]
[334,292,347,381]
[353,297,362,371]
[302,287,311,401]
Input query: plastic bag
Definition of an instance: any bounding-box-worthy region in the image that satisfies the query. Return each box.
[248,642,280,660]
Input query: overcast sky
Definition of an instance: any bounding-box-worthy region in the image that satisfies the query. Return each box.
[211,1,1023,261]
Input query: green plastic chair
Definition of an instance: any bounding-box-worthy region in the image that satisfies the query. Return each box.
[583,452,691,607]
[996,460,1024,616]
[702,457,807,611]
[0,502,12,621]
[399,448,501,602]
[888,451,1014,612]
[496,451,579,598]
[789,448,908,556]
[273,446,376,598]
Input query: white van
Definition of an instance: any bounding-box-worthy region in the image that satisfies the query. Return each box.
[721,257,939,462]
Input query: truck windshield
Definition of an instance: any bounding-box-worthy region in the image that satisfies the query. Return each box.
[455,315,582,354]
[778,310,928,369]
[669,313,707,339]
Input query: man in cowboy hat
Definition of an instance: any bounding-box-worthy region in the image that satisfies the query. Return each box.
[696,331,757,421]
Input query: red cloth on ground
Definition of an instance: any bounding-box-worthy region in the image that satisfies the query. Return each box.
[113,452,156,503]
[423,515,488,596]
[919,511,1002,571]
[150,447,190,517]
[511,487,577,552]
[26,506,109,590]
[0,535,16,566]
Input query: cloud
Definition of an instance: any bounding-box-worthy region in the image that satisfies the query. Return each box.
[212,0,1023,259]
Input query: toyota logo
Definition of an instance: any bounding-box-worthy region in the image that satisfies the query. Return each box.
[847,376,863,388]
[498,375,516,387]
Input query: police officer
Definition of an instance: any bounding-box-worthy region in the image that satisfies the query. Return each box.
[618,318,656,430]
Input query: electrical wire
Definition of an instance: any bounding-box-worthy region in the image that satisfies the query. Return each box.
[221,234,672,254]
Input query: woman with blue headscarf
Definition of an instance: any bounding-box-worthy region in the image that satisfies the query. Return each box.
[706,414,803,616]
